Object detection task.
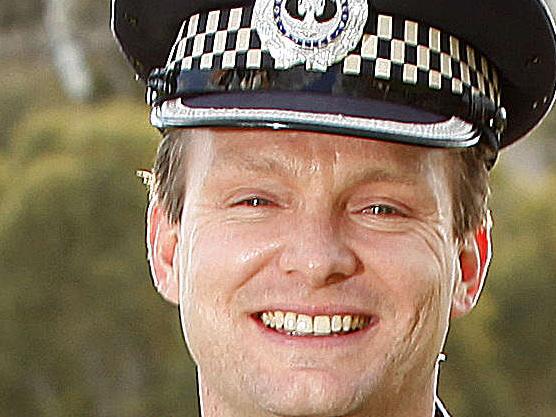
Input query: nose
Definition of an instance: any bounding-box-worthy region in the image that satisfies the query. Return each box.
[278,214,359,286]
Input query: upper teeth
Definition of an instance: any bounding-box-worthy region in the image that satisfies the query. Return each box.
[259,311,370,336]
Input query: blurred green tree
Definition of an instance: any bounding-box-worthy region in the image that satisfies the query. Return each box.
[0,100,198,417]
[440,168,556,417]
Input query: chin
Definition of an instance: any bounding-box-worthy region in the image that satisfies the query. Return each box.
[252,369,365,417]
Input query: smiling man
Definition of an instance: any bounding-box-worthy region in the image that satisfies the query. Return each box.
[111,1,556,416]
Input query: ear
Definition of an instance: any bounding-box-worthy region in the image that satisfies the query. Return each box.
[451,212,493,318]
[146,200,180,305]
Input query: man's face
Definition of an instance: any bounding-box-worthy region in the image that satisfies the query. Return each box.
[168,128,463,416]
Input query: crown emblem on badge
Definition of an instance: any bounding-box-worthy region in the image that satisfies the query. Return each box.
[254,0,369,71]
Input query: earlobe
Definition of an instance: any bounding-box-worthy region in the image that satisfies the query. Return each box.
[451,213,492,318]
[146,200,180,305]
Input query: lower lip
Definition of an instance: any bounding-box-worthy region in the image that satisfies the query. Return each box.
[249,315,379,348]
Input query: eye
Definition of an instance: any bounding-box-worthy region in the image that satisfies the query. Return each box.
[234,197,274,207]
[361,204,400,216]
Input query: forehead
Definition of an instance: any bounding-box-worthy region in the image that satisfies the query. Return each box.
[191,128,450,181]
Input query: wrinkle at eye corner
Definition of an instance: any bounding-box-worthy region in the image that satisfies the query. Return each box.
[405,214,452,276]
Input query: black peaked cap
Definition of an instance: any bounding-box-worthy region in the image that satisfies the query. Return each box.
[112,0,556,147]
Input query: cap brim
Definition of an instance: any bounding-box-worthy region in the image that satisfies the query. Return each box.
[151,92,480,148]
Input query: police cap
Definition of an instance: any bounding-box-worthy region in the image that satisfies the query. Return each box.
[111,0,556,153]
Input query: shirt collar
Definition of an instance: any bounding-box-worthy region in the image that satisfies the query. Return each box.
[435,397,451,417]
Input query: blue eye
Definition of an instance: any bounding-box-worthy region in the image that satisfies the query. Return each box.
[362,204,399,216]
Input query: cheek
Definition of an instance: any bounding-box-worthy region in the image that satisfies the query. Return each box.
[356,230,455,335]
[179,220,280,331]
[363,230,450,281]
[193,222,278,288]
[358,233,455,382]
[178,219,282,384]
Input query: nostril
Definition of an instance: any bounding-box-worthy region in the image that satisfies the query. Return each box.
[324,272,352,285]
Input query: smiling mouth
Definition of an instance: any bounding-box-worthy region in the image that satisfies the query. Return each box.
[257,311,372,336]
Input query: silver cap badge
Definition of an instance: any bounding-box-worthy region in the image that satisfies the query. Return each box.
[254,0,369,71]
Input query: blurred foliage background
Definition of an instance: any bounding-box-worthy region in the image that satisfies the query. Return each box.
[0,1,555,416]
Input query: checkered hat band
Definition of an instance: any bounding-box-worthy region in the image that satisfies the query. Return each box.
[165,6,501,106]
